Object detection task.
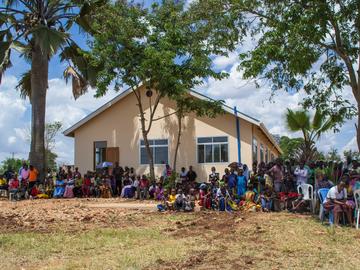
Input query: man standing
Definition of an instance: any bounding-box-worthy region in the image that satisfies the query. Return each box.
[112,162,124,196]
[294,161,308,187]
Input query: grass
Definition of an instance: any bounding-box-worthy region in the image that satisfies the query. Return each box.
[0,226,203,270]
[2,204,360,270]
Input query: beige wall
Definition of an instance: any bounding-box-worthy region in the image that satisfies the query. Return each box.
[72,86,278,180]
[252,126,280,164]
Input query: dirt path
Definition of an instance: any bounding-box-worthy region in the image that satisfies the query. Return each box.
[86,201,157,210]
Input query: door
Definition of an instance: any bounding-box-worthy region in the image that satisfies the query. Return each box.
[106,147,119,166]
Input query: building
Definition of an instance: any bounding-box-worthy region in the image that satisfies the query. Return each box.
[63,85,281,180]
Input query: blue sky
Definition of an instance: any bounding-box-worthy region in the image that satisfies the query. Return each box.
[0,0,357,164]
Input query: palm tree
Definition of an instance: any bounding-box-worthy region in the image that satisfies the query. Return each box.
[285,108,336,162]
[0,1,104,179]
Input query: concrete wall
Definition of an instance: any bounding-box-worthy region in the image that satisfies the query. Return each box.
[72,86,278,180]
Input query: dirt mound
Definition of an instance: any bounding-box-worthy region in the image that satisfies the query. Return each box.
[0,199,157,233]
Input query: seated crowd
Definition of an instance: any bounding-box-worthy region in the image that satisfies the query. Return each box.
[1,158,360,226]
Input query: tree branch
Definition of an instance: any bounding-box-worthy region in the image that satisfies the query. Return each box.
[145,93,161,134]
[152,110,179,121]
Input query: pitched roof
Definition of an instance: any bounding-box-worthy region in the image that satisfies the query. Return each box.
[63,86,282,153]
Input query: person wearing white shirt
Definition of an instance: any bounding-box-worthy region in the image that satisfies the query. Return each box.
[324,181,352,226]
[294,162,308,186]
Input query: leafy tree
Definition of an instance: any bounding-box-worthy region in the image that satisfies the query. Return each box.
[285,108,336,161]
[172,96,225,171]
[44,121,62,170]
[279,136,304,161]
[0,157,24,174]
[343,150,360,162]
[0,0,105,180]
[89,1,240,180]
[45,149,58,171]
[25,121,63,170]
[230,0,359,149]
[325,148,342,162]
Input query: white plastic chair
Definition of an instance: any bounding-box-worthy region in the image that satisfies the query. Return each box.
[297,184,314,212]
[354,190,360,229]
[0,189,7,197]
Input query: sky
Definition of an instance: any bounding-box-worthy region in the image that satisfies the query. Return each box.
[0,0,357,164]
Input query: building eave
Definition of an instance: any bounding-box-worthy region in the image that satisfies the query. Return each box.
[63,86,282,155]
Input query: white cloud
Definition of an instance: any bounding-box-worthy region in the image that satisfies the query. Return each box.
[0,75,119,165]
[7,136,16,144]
[0,54,358,166]
[195,61,358,156]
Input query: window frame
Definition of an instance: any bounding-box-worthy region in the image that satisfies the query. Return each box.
[93,141,107,170]
[139,139,169,165]
[252,137,258,163]
[260,143,264,163]
[196,136,229,164]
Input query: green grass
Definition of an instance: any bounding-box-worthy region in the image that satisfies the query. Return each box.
[0,227,200,270]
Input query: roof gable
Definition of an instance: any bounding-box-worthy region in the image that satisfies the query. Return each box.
[63,86,281,153]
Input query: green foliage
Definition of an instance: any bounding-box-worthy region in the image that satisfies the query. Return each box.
[285,108,336,161]
[175,95,225,118]
[89,0,240,98]
[89,0,240,179]
[45,149,58,171]
[0,158,24,174]
[343,150,360,162]
[279,136,304,161]
[325,148,342,162]
[233,0,359,129]
[0,0,105,98]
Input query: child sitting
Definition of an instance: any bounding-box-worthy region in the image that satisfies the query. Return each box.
[199,184,211,210]
[154,183,164,201]
[139,175,149,200]
[133,176,140,199]
[216,186,227,211]
[82,174,92,198]
[175,189,186,211]
[8,176,20,201]
[166,189,177,210]
[157,190,169,212]
[63,178,75,198]
[260,184,274,212]
[184,188,196,212]
[101,177,112,198]
[121,176,134,198]
[53,177,65,198]
[0,174,8,191]
[240,185,258,212]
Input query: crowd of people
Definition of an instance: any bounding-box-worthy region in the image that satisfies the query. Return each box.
[1,158,360,227]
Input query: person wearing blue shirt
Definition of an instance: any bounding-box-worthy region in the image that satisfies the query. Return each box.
[237,168,247,198]
[228,168,237,196]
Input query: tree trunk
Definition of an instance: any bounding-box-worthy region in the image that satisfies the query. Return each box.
[136,94,156,181]
[29,45,48,182]
[172,112,182,172]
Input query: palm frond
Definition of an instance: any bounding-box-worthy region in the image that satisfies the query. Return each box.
[311,109,323,131]
[15,70,31,100]
[63,66,88,100]
[0,41,12,83]
[31,25,69,56]
[285,108,310,132]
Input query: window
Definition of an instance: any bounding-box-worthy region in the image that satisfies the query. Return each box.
[94,141,107,169]
[271,153,275,162]
[140,139,168,165]
[197,136,228,163]
[265,148,269,164]
[252,137,258,162]
[260,144,264,163]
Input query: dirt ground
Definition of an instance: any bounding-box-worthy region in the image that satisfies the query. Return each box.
[1,198,360,270]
